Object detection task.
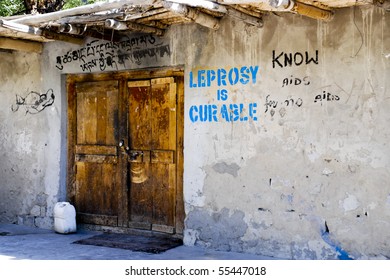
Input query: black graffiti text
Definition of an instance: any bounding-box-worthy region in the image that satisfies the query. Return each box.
[264,94,303,117]
[55,34,170,72]
[282,75,311,87]
[272,50,319,68]
[314,91,340,104]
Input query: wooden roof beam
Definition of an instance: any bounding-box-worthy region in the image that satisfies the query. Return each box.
[290,1,334,21]
[0,37,42,53]
[218,0,334,21]
[105,19,165,35]
[226,6,263,27]
[10,0,156,26]
[57,12,125,25]
[134,11,176,23]
[166,0,228,13]
[124,7,169,21]
[0,19,42,36]
[163,1,220,29]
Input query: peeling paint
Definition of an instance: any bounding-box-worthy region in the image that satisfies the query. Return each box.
[341,193,360,212]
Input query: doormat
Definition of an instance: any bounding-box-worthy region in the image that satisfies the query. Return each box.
[73,233,183,254]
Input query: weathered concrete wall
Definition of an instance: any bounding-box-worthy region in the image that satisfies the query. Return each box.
[179,6,390,259]
[1,5,388,259]
[0,50,60,228]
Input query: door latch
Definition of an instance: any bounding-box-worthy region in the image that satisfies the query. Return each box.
[119,140,131,155]
[119,140,143,160]
[129,151,143,161]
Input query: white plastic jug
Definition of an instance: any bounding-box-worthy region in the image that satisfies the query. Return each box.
[54,202,77,234]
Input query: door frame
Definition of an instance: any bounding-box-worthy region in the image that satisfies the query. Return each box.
[66,66,185,234]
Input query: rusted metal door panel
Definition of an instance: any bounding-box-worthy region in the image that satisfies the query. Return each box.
[72,80,121,226]
[127,78,177,233]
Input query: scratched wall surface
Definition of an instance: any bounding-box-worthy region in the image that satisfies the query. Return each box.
[0,51,60,228]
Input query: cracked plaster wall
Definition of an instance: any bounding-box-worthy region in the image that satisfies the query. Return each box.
[0,50,61,228]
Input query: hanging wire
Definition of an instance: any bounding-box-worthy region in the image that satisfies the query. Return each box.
[352,2,364,58]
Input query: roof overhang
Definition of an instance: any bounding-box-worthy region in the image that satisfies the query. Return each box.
[0,0,388,51]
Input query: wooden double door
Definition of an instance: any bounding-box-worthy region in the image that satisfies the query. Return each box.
[67,71,184,234]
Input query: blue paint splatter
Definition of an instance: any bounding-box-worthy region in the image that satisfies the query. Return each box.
[321,223,353,260]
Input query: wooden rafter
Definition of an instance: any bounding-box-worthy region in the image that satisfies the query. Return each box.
[0,37,43,53]
[11,0,156,26]
[163,1,221,29]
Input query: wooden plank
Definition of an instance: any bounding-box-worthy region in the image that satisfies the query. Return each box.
[128,221,152,230]
[76,89,86,144]
[12,0,155,25]
[128,83,151,150]
[151,78,177,150]
[76,80,119,146]
[0,37,42,53]
[86,163,100,214]
[102,163,118,216]
[168,162,177,226]
[41,30,84,45]
[69,67,184,83]
[128,79,153,227]
[77,213,118,226]
[117,79,129,227]
[85,92,98,144]
[151,80,170,150]
[77,162,119,217]
[75,162,86,214]
[128,80,151,87]
[106,86,119,146]
[151,150,175,164]
[96,90,108,145]
[168,81,177,151]
[129,162,153,224]
[151,77,175,85]
[150,77,177,228]
[152,224,175,234]
[75,145,117,155]
[71,78,122,227]
[67,78,77,204]
[175,76,185,234]
[151,162,175,227]
[125,21,165,36]
[75,154,118,164]
[126,7,168,21]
